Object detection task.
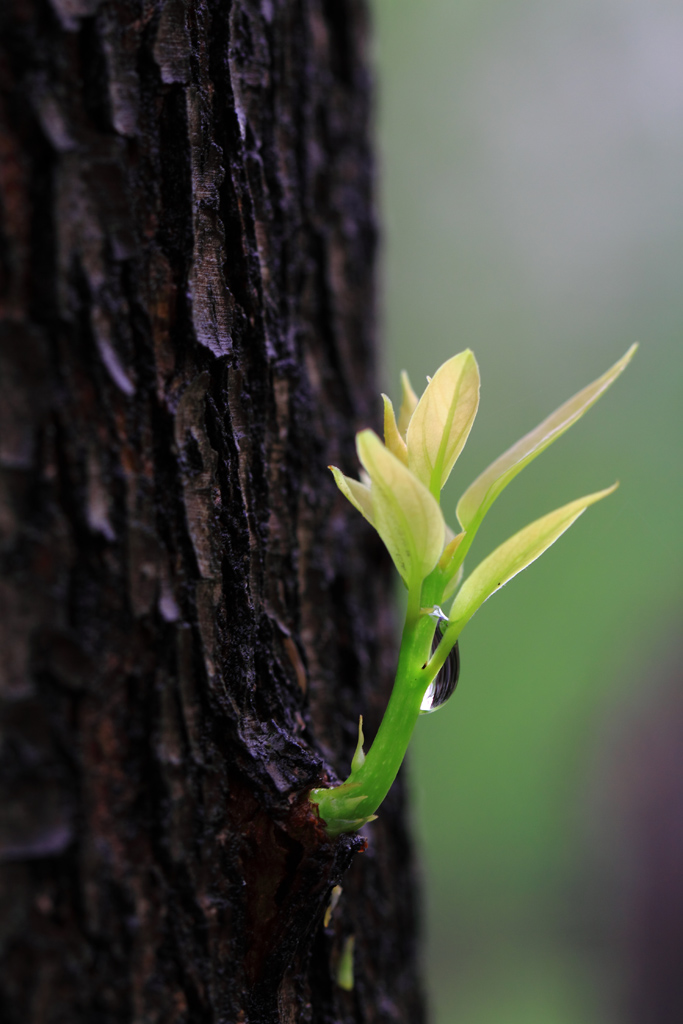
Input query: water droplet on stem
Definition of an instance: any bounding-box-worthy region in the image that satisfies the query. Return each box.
[420,628,460,713]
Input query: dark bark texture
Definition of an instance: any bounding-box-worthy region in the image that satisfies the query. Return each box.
[0,2,425,1022]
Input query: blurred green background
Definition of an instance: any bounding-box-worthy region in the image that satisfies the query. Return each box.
[370,1,683,1021]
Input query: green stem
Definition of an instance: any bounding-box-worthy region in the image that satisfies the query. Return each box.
[310,589,458,835]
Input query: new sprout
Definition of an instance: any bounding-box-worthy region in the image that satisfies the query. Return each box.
[311,346,636,836]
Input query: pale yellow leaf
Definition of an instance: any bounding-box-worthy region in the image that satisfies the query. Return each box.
[397,370,418,439]
[382,394,409,464]
[449,484,618,630]
[407,350,480,494]
[356,430,445,587]
[330,466,374,526]
[456,345,636,531]
[438,529,465,571]
[442,563,464,602]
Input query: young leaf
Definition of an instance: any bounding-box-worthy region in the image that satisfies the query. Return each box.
[439,528,465,571]
[456,345,637,531]
[448,484,618,631]
[443,564,464,602]
[351,716,366,773]
[382,394,409,464]
[337,937,355,991]
[407,350,480,495]
[330,466,375,525]
[397,370,419,438]
[438,529,466,600]
[356,430,445,587]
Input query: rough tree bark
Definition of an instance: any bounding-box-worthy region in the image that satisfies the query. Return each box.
[0,1,425,1022]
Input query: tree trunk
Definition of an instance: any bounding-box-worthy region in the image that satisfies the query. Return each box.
[0,1,425,1022]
